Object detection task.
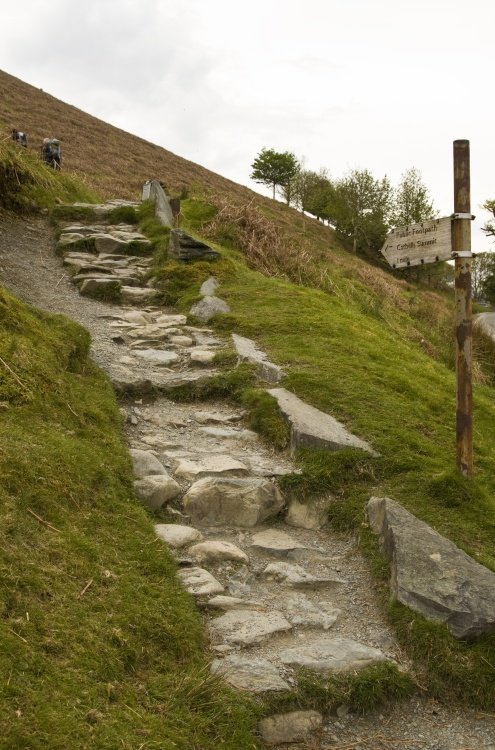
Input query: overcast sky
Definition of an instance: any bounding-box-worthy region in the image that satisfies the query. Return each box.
[2,0,494,249]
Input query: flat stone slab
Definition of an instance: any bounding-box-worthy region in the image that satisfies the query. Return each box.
[284,593,340,630]
[211,655,290,693]
[134,474,181,509]
[263,562,344,589]
[251,528,306,558]
[210,609,292,646]
[79,278,122,297]
[155,523,203,548]
[279,637,387,673]
[177,567,224,597]
[188,540,249,564]
[132,349,180,366]
[193,410,242,425]
[259,711,323,745]
[268,387,378,456]
[199,426,258,441]
[367,496,495,639]
[155,314,188,327]
[174,455,249,481]
[182,477,285,528]
[121,287,159,304]
[206,595,264,611]
[232,333,283,384]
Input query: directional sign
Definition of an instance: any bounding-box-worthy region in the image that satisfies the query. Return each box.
[381,216,453,269]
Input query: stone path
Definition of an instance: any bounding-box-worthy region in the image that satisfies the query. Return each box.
[2,201,495,748]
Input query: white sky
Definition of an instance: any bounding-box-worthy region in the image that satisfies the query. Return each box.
[2,0,494,249]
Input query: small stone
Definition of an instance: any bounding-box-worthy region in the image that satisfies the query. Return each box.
[134,474,181,510]
[209,609,291,646]
[259,711,323,745]
[263,562,344,589]
[211,655,290,692]
[279,637,387,673]
[190,349,216,365]
[251,528,307,558]
[190,296,230,322]
[199,277,219,296]
[286,497,329,530]
[177,567,224,597]
[169,335,194,347]
[155,524,203,548]
[188,540,249,564]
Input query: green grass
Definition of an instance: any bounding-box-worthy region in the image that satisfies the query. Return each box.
[0,287,261,749]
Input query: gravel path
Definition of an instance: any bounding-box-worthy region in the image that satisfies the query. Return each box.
[1,209,494,750]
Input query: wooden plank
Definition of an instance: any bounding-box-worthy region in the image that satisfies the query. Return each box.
[381,216,453,268]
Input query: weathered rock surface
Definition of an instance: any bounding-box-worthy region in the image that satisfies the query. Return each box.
[182,477,285,527]
[132,349,180,366]
[367,496,495,639]
[130,449,168,477]
[263,561,344,589]
[259,711,323,745]
[209,609,292,646]
[190,349,216,364]
[169,230,220,261]
[190,296,230,322]
[155,523,203,548]
[284,593,340,630]
[206,595,263,611]
[211,655,290,692]
[177,567,224,597]
[174,455,249,481]
[199,277,219,296]
[121,286,158,304]
[279,637,387,673]
[193,410,242,425]
[251,528,306,558]
[79,277,121,298]
[286,497,329,530]
[232,333,283,384]
[134,474,181,509]
[188,540,249,564]
[268,387,378,455]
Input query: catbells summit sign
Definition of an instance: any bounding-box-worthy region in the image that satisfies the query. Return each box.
[381,216,453,269]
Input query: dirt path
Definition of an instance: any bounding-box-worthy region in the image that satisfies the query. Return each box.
[1,208,494,750]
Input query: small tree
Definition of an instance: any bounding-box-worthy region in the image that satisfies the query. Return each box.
[393,167,436,226]
[472,251,495,302]
[250,148,300,202]
[293,169,334,220]
[482,199,495,240]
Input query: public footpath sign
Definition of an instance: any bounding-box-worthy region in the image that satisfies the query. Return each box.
[381,140,474,478]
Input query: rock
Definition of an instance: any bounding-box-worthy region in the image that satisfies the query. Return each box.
[177,567,224,597]
[286,497,329,530]
[134,475,181,509]
[284,593,340,630]
[190,296,230,322]
[121,287,159,304]
[119,310,153,325]
[169,229,220,261]
[130,449,168,477]
[174,455,249,481]
[193,410,242,425]
[259,711,323,745]
[232,333,283,384]
[268,387,378,456]
[79,278,121,298]
[279,637,387,673]
[93,234,130,254]
[206,595,263,611]
[263,562,344,589]
[211,655,290,692]
[132,349,180,366]
[155,314,188,327]
[367,496,495,639]
[200,277,219,296]
[155,523,203,548]
[210,609,291,646]
[182,477,285,528]
[199,426,258,441]
[251,528,306,558]
[189,349,216,365]
[188,540,249,564]
[169,335,194,347]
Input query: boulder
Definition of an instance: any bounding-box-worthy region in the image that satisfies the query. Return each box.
[199,277,219,296]
[232,333,283,384]
[367,496,495,639]
[79,278,121,298]
[169,229,220,261]
[190,296,230,322]
[259,711,323,745]
[209,609,291,646]
[211,656,290,692]
[188,540,249,564]
[177,567,224,597]
[130,449,168,478]
[155,523,203,548]
[279,637,387,673]
[134,474,181,510]
[286,497,329,530]
[174,455,249,481]
[182,477,285,527]
[121,287,159,304]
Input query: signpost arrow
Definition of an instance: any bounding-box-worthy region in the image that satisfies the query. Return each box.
[381,216,453,269]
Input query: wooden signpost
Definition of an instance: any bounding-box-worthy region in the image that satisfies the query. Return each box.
[381,140,474,477]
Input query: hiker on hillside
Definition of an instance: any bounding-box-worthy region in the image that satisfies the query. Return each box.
[11,128,28,147]
[41,138,62,170]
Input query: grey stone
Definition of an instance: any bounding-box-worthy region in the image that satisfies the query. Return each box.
[263,562,344,589]
[251,528,306,558]
[284,593,340,630]
[199,426,258,441]
[169,335,194,347]
[188,540,248,564]
[268,387,378,456]
[93,234,130,254]
[279,637,387,673]
[200,277,219,296]
[367,496,495,639]
[148,180,175,227]
[182,477,286,527]
[286,497,329,530]
[134,474,181,509]
[210,609,291,646]
[177,567,224,597]
[130,449,168,478]
[193,410,242,425]
[169,229,220,261]
[190,296,230,322]
[154,314,188,327]
[174,455,249,481]
[79,278,121,298]
[155,523,203,548]
[119,310,153,325]
[121,287,159,304]
[259,711,323,745]
[206,595,263,611]
[211,655,290,692]
[232,333,283,384]
[132,349,180,366]
[189,349,216,365]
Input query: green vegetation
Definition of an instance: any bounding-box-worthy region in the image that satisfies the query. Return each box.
[0,287,260,749]
[0,140,96,212]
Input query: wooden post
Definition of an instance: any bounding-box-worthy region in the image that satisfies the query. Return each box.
[453,139,473,477]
